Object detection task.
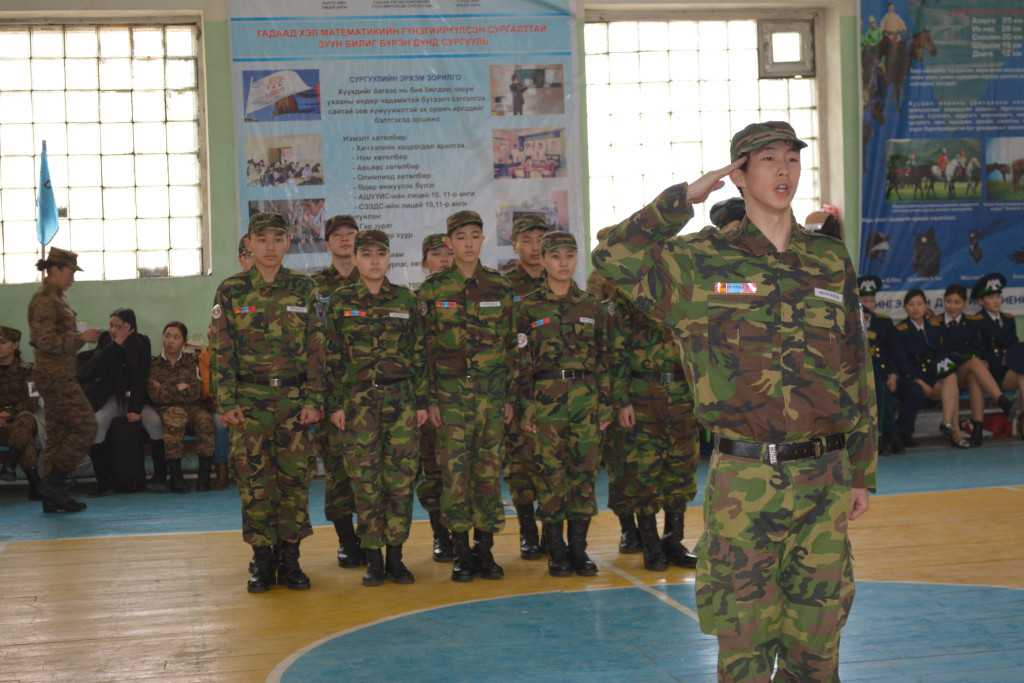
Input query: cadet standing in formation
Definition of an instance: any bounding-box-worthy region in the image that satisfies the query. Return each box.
[211,213,325,593]
[858,275,901,454]
[0,325,41,499]
[326,230,428,586]
[593,121,876,682]
[418,210,514,582]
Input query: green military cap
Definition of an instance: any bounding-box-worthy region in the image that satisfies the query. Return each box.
[46,246,83,272]
[355,229,389,250]
[421,232,447,256]
[247,212,288,235]
[541,230,577,254]
[972,272,1006,300]
[710,197,746,228]
[512,215,552,239]
[446,210,483,234]
[857,275,883,297]
[730,121,807,162]
[325,214,359,240]
[0,325,21,343]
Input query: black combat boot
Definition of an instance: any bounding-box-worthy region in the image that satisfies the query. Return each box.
[474,531,505,580]
[616,512,641,554]
[544,520,573,577]
[637,514,667,571]
[567,518,598,577]
[168,459,188,494]
[998,394,1015,417]
[662,508,698,568]
[196,458,212,491]
[277,541,311,590]
[362,548,386,587]
[88,443,114,496]
[39,471,87,513]
[148,439,168,491]
[428,510,453,563]
[969,420,984,448]
[451,531,476,582]
[24,466,43,501]
[385,544,415,584]
[247,546,276,593]
[334,515,366,568]
[515,503,543,560]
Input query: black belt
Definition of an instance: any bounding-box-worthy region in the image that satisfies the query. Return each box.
[534,370,593,381]
[237,373,307,388]
[363,375,411,388]
[715,433,846,465]
[631,371,685,384]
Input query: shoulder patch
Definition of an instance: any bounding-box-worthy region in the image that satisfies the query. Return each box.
[928,316,942,326]
[895,322,909,331]
[516,332,528,348]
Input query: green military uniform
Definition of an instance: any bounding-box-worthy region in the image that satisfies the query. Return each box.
[592,122,877,682]
[149,351,215,463]
[0,327,39,492]
[210,213,326,592]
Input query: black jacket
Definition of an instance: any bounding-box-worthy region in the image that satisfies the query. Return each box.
[77,331,153,413]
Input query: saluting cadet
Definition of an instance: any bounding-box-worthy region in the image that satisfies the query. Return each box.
[971,273,1024,411]
[858,276,901,454]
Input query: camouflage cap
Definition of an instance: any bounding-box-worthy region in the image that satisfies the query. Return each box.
[247,212,288,235]
[541,230,577,254]
[972,272,1006,300]
[421,232,447,256]
[857,275,883,297]
[355,229,389,251]
[709,197,746,228]
[47,246,83,271]
[512,215,553,239]
[446,210,483,234]
[730,121,807,162]
[325,214,359,240]
[0,325,21,343]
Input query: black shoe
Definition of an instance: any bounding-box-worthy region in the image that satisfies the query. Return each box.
[515,503,543,560]
[474,530,505,580]
[538,522,549,556]
[567,518,598,577]
[900,433,917,449]
[148,439,168,490]
[544,520,573,577]
[428,510,453,563]
[168,459,189,494]
[38,472,87,513]
[637,514,667,571]
[890,433,906,454]
[385,544,415,584]
[88,444,114,496]
[196,458,212,492]
[998,394,1015,417]
[277,541,311,590]
[451,531,476,582]
[247,546,276,593]
[661,508,698,568]
[25,467,43,501]
[362,549,386,587]
[969,420,984,448]
[616,512,642,554]
[0,462,16,482]
[334,516,366,568]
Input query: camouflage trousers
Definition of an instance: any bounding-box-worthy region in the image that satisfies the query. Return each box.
[0,411,38,471]
[436,377,505,534]
[602,424,629,517]
[342,384,419,549]
[696,449,855,683]
[322,424,356,520]
[158,404,215,460]
[504,421,536,507]
[623,384,699,515]
[34,372,95,477]
[230,393,314,548]
[532,380,601,523]
[415,423,441,513]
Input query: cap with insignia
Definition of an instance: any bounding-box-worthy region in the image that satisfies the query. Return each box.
[46,246,83,272]
[541,230,577,255]
[857,275,883,297]
[247,212,288,236]
[512,215,552,239]
[325,214,359,240]
[421,233,447,257]
[446,210,484,235]
[730,121,807,162]
[710,197,746,228]
[972,272,1006,300]
[355,229,389,250]
[0,325,21,343]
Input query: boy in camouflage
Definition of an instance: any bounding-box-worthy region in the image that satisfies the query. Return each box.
[325,230,428,586]
[516,231,612,577]
[593,121,876,682]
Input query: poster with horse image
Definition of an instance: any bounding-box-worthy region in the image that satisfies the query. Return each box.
[859,0,1024,316]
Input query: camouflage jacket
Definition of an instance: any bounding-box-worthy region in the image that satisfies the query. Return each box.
[0,360,36,415]
[592,183,877,490]
[148,352,202,407]
[417,261,515,401]
[312,264,359,318]
[209,267,325,413]
[513,280,612,425]
[324,277,427,411]
[27,281,84,377]
[507,264,545,304]
[609,294,692,408]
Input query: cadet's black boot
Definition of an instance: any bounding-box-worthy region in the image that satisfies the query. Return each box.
[247,546,276,593]
[637,514,667,571]
[969,419,985,448]
[39,471,87,513]
[88,444,114,496]
[196,458,212,492]
[277,541,311,590]
[890,432,906,454]
[616,512,642,554]
[148,439,168,491]
[362,548,386,587]
[24,466,43,501]
[168,459,188,493]
[451,531,476,582]
[385,544,415,584]
[567,518,598,576]
[428,510,453,563]
[998,394,1015,417]
[544,521,573,577]
[515,503,543,560]
[474,530,505,580]
[662,508,698,568]
[334,516,366,568]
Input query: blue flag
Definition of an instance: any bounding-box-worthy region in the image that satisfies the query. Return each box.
[37,140,59,246]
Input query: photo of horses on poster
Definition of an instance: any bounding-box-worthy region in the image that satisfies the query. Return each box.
[884,138,982,202]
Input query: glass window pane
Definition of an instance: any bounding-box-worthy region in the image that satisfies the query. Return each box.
[729,50,758,82]
[31,91,65,123]
[0,31,31,59]
[68,155,101,187]
[165,59,196,89]
[728,21,757,50]
[168,185,199,217]
[34,123,68,155]
[136,187,169,219]
[583,23,607,55]
[65,29,98,58]
[0,60,31,90]
[69,219,103,251]
[102,155,135,187]
[166,122,197,153]
[133,28,164,57]
[609,52,639,84]
[638,51,669,83]
[132,90,165,122]
[772,32,802,63]
[4,253,41,283]
[66,91,99,123]
[729,80,759,111]
[637,22,669,52]
[165,90,196,121]
[99,29,130,58]
[585,54,609,86]
[698,21,728,51]
[789,78,816,108]
[69,187,103,219]
[165,27,196,58]
[104,219,137,250]
[0,93,34,124]
[698,81,730,111]
[31,59,65,90]
[75,251,103,280]
[640,112,671,147]
[138,250,168,277]
[100,123,133,154]
[668,21,699,48]
[67,123,101,155]
[639,82,670,114]
[1,124,35,155]
[789,108,817,140]
[99,58,132,89]
[100,91,132,122]
[169,217,201,248]
[670,110,701,142]
[169,248,201,277]
[31,29,64,58]
[133,58,164,89]
[103,187,136,219]
[607,83,641,115]
[669,51,699,83]
[759,79,788,109]
[699,50,729,81]
[104,250,137,280]
[1,189,35,221]
[607,22,638,53]
[134,122,166,153]
[65,58,99,90]
[136,154,168,186]
[138,217,170,248]
[669,81,700,113]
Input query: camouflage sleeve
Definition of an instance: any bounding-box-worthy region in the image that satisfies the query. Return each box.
[412,296,428,410]
[322,297,346,413]
[303,287,326,412]
[595,301,613,426]
[28,295,83,356]
[183,357,202,403]
[147,359,176,406]
[609,298,630,408]
[12,368,35,415]
[417,286,438,407]
[513,300,535,425]
[502,282,516,406]
[210,286,238,414]
[841,256,878,491]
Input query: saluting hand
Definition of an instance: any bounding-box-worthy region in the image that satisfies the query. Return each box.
[685,158,747,204]
[330,409,346,431]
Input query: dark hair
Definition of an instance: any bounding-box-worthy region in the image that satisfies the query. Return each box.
[943,284,967,301]
[903,288,926,306]
[110,308,138,331]
[163,321,188,340]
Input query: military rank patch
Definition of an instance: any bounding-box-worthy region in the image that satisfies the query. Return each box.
[517,332,528,348]
[234,306,257,314]
[530,317,552,328]
[713,282,757,295]
[343,309,368,318]
[436,300,459,310]
[211,304,222,319]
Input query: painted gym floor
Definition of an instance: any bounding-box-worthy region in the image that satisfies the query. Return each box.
[2,442,1022,682]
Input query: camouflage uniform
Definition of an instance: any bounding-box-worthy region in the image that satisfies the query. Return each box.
[592,123,877,681]
[148,351,215,460]
[413,234,447,514]
[0,327,38,473]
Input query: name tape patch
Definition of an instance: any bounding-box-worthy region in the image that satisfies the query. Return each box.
[479,300,502,308]
[286,305,308,314]
[389,311,410,320]
[578,317,595,325]
[814,288,843,304]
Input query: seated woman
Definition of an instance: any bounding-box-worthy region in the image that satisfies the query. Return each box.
[0,325,42,499]
[894,289,969,448]
[149,321,215,493]
[971,273,1024,430]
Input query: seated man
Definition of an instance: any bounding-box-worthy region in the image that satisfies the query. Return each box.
[0,325,42,499]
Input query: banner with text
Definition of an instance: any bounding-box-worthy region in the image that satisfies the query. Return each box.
[228,0,582,287]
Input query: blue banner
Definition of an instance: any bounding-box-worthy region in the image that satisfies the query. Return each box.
[36,140,59,247]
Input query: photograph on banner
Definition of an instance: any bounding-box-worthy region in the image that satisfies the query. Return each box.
[985,138,1024,201]
[495,189,569,246]
[884,138,982,202]
[242,69,321,122]
[489,64,566,117]
[245,134,324,188]
[247,198,326,265]
[492,128,567,179]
